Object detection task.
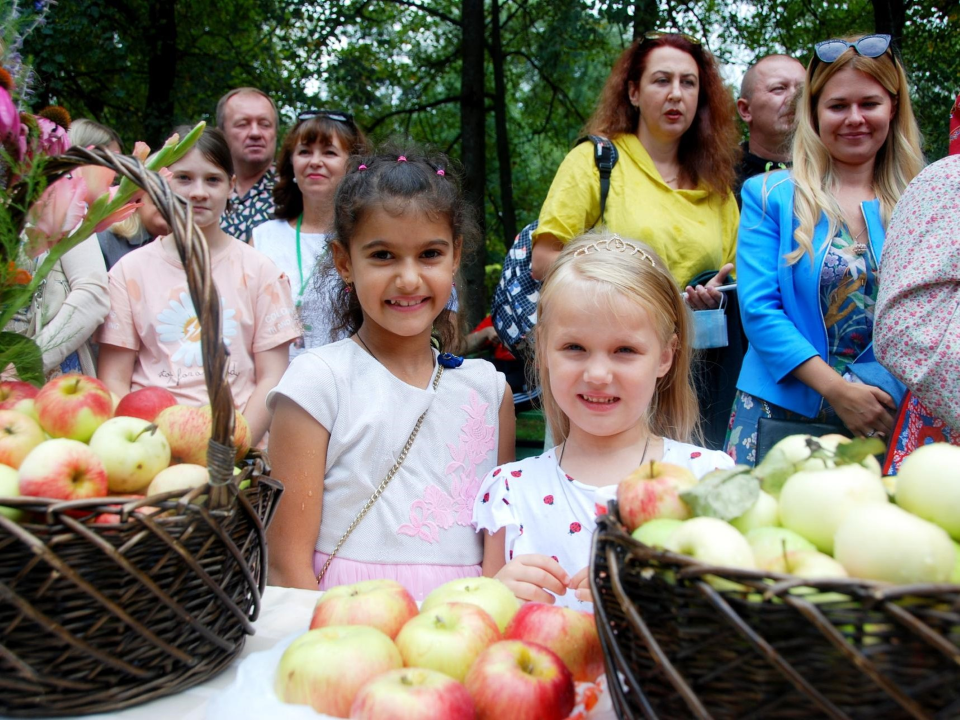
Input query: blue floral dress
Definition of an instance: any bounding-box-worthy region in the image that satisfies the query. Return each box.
[725,227,880,465]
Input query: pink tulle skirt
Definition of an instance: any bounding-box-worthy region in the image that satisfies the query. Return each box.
[313,552,482,602]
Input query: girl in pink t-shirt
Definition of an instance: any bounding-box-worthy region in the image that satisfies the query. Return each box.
[97,128,300,445]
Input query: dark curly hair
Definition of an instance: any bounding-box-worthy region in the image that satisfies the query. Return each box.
[324,146,480,352]
[273,116,370,220]
[584,34,739,196]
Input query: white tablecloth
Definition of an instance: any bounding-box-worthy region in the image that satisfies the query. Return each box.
[47,585,319,720]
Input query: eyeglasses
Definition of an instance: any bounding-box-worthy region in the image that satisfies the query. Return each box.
[642,30,701,46]
[814,34,891,64]
[296,109,356,128]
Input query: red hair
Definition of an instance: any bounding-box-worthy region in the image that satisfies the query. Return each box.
[584,34,739,196]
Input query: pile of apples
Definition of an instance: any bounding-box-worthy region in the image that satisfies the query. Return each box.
[275,577,606,719]
[617,435,960,588]
[0,374,251,522]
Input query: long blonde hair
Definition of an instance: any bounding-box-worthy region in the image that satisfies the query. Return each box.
[534,231,699,444]
[789,36,924,264]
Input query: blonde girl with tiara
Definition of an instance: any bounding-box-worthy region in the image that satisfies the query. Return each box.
[266,150,514,599]
[473,232,733,607]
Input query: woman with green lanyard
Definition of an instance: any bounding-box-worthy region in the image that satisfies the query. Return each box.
[252,110,369,356]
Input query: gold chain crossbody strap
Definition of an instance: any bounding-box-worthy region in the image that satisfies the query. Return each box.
[316,364,444,584]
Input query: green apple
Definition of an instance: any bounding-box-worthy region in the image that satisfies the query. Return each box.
[665,517,756,581]
[421,577,520,633]
[951,542,960,584]
[730,490,779,534]
[89,416,171,494]
[0,463,23,521]
[632,518,683,548]
[746,527,817,571]
[895,443,960,541]
[834,504,956,584]
[779,465,888,554]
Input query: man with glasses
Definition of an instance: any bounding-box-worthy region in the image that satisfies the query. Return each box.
[734,54,805,207]
[217,87,279,242]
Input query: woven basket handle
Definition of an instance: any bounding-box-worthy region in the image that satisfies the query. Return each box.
[42,145,237,509]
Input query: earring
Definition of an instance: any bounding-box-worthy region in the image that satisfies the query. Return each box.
[292,177,298,184]
[344,282,353,294]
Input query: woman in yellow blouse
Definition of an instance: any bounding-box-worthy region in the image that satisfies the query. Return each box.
[531,32,740,309]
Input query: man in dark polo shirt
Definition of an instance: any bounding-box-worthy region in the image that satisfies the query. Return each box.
[734,54,805,207]
[217,87,278,242]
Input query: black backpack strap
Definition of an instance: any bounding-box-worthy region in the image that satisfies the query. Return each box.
[576,135,619,225]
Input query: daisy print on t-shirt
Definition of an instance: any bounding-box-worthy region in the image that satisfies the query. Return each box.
[157,291,238,367]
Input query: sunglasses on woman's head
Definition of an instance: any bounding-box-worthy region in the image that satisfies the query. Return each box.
[297,110,356,128]
[642,30,702,46]
[814,34,891,63]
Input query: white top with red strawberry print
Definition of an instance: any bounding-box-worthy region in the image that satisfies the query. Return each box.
[472,440,734,608]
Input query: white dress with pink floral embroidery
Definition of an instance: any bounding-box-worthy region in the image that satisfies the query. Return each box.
[472,441,734,609]
[266,338,506,600]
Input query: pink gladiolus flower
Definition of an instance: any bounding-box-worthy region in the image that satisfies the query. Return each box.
[132,141,150,162]
[35,117,71,156]
[0,87,19,148]
[76,165,116,205]
[93,201,142,233]
[24,175,88,257]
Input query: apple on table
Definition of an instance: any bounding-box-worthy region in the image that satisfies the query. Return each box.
[275,625,403,718]
[349,667,476,720]
[394,601,501,682]
[420,576,520,633]
[464,639,575,720]
[504,602,604,683]
[0,408,46,469]
[311,579,418,640]
[34,374,113,443]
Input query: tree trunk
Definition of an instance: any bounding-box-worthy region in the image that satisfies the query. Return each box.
[143,1,177,147]
[490,0,517,247]
[872,0,906,46]
[459,0,487,330]
[632,0,660,41]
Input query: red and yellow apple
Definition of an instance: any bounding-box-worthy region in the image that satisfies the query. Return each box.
[0,380,39,410]
[394,601,501,682]
[18,438,108,501]
[34,374,113,443]
[420,577,520,633]
[157,404,251,464]
[349,667,476,720]
[617,460,697,532]
[114,386,178,423]
[89,416,171,493]
[275,625,403,718]
[311,579,418,640]
[0,408,46,469]
[464,640,575,720]
[504,602,604,683]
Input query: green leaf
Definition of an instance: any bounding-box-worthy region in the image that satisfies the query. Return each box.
[680,466,760,521]
[834,437,886,465]
[0,333,44,386]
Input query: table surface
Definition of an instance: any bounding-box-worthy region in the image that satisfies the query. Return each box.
[42,585,319,720]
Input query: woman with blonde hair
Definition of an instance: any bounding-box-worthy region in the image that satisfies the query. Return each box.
[727,34,924,465]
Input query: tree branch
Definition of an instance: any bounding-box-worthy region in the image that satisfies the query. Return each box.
[365,95,463,133]
[380,0,462,27]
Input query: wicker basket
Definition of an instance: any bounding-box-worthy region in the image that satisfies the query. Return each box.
[0,145,284,716]
[590,504,960,720]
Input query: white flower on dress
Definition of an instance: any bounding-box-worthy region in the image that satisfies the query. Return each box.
[156,291,238,367]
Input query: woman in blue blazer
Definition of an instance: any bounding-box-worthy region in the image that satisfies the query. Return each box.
[726,34,924,465]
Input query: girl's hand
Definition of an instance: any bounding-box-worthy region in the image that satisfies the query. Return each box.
[684,263,734,310]
[494,554,570,604]
[568,566,593,604]
[827,381,896,438]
